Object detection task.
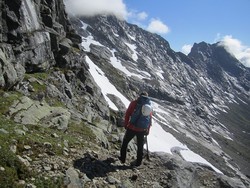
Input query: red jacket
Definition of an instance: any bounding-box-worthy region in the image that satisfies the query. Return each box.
[124,99,152,132]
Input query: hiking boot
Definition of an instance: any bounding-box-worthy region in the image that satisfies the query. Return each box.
[118,156,125,164]
[130,160,141,167]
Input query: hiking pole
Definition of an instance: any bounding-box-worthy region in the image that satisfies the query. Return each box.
[145,136,150,161]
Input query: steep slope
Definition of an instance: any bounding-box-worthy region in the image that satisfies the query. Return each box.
[71,15,250,181]
[189,42,250,176]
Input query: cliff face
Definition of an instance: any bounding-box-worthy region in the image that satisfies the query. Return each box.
[1,0,76,84]
[0,0,250,187]
[0,0,110,120]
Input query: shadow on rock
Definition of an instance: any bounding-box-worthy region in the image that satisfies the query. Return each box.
[73,152,132,179]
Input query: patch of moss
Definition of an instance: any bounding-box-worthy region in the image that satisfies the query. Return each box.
[0,117,65,186]
[24,73,47,93]
[0,146,32,188]
[33,176,64,188]
[25,72,49,81]
[46,98,65,108]
[0,90,22,114]
[0,139,63,187]
[0,90,97,187]
[67,122,96,145]
[31,81,47,92]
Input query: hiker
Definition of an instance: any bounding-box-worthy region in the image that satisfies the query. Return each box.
[119,91,153,166]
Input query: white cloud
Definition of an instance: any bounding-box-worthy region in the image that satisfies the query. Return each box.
[126,10,148,24]
[64,0,128,20]
[214,33,222,43]
[146,19,170,34]
[137,11,148,21]
[218,35,250,67]
[181,44,193,55]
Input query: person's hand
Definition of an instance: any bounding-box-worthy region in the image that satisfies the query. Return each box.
[144,129,149,135]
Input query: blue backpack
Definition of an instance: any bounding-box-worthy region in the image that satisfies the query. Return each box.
[130,96,152,129]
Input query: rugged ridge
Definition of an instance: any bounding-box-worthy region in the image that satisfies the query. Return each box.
[0,0,250,187]
[72,14,250,182]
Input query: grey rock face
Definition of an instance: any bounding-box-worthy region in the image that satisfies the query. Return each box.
[8,96,71,130]
[0,44,25,89]
[0,0,109,126]
[0,0,82,79]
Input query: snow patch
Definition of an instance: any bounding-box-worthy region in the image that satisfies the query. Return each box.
[155,70,164,80]
[180,149,222,173]
[124,42,138,61]
[109,49,148,79]
[147,118,222,173]
[85,55,130,110]
[81,35,103,52]
[110,49,132,76]
[127,34,136,41]
[148,119,187,154]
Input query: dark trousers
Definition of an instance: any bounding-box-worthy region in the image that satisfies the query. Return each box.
[120,129,145,165]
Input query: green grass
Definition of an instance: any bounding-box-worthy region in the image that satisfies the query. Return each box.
[25,72,49,81]
[0,90,22,114]
[0,114,96,187]
[24,72,48,91]
[24,73,67,108]
[33,176,64,188]
[0,146,31,188]
[0,71,97,187]
[0,116,31,187]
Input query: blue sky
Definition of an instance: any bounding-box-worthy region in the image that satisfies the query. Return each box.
[124,0,250,52]
[124,0,250,51]
[64,0,250,67]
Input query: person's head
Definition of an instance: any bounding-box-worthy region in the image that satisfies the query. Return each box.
[140,91,148,97]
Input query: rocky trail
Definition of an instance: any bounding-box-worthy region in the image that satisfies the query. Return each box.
[62,144,248,188]
[23,129,247,188]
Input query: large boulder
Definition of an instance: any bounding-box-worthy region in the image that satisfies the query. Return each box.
[8,96,71,130]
